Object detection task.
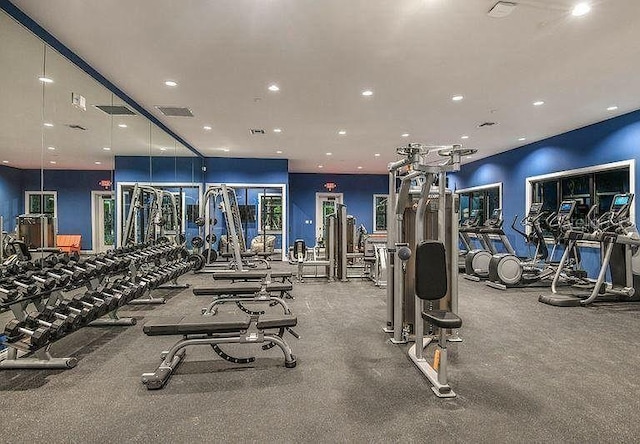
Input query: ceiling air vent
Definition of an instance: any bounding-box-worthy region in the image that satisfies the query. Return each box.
[478,122,497,128]
[155,106,194,117]
[94,105,136,116]
[250,129,266,135]
[66,124,87,131]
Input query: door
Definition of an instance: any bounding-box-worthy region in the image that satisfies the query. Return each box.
[315,193,343,244]
[94,192,115,253]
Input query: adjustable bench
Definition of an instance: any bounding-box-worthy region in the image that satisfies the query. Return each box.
[220,251,271,270]
[193,282,293,315]
[212,270,293,284]
[141,313,298,390]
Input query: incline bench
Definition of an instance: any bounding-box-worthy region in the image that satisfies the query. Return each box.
[194,281,294,315]
[141,312,298,390]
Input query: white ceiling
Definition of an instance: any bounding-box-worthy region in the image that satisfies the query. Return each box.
[8,0,640,173]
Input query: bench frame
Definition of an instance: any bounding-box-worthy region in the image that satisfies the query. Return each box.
[141,317,297,390]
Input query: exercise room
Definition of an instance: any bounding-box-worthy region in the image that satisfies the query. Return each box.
[1,0,639,442]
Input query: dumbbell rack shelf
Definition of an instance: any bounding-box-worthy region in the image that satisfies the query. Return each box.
[0,240,200,371]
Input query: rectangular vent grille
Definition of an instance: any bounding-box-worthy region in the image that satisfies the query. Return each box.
[250,129,266,135]
[155,106,194,117]
[478,122,497,128]
[94,105,136,116]
[66,124,87,131]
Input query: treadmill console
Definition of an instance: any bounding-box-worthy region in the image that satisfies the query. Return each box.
[463,209,480,227]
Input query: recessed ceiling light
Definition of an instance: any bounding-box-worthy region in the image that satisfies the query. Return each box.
[357,166,363,170]
[118,123,128,128]
[103,147,111,151]
[273,128,282,133]
[47,146,56,151]
[518,137,527,141]
[338,130,347,135]
[164,80,178,87]
[452,95,464,101]
[268,84,280,92]
[38,76,53,83]
[374,153,380,157]
[49,160,57,165]
[465,156,474,159]
[571,2,591,16]
[221,148,230,152]
[160,147,167,151]
[203,125,212,131]
[44,122,54,127]
[361,90,373,97]
[607,106,618,111]
[318,165,324,168]
[533,101,545,106]
[95,161,102,165]
[326,152,332,156]
[276,150,283,154]
[461,135,469,140]
[2,160,9,164]
[401,133,409,138]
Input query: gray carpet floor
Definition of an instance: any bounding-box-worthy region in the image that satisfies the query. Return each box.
[1,262,640,443]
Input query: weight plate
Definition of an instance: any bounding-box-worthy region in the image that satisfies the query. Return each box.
[191,236,204,248]
[195,217,205,226]
[205,233,218,244]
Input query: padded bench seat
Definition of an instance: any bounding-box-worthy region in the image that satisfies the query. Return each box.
[212,270,292,281]
[143,313,297,336]
[193,282,292,296]
[421,310,462,329]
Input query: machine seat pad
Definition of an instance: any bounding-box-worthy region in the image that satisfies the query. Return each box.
[256,314,298,330]
[256,252,273,258]
[421,310,462,329]
[143,314,251,336]
[241,251,257,257]
[212,271,292,280]
[193,282,293,296]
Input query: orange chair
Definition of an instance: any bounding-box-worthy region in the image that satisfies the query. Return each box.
[56,235,82,253]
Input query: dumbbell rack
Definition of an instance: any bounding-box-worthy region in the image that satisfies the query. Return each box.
[0,240,201,370]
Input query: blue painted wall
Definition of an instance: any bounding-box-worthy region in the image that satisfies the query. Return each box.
[0,165,24,232]
[289,173,388,246]
[22,169,112,251]
[204,157,288,185]
[450,109,640,277]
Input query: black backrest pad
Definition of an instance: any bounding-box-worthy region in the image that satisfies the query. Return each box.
[415,240,447,300]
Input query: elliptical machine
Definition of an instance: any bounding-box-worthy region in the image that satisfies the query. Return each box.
[463,208,506,281]
[486,202,563,290]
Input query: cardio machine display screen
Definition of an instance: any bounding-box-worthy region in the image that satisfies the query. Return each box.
[559,202,573,213]
[613,195,630,208]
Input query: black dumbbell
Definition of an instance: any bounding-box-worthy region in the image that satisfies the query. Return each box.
[25,271,57,290]
[40,305,82,330]
[45,270,72,287]
[0,285,19,302]
[58,300,97,323]
[53,263,86,282]
[8,277,39,295]
[25,312,68,339]
[85,291,119,312]
[4,319,50,348]
[71,294,108,317]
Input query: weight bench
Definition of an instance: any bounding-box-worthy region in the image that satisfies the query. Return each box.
[141,312,298,390]
[212,270,293,284]
[220,251,271,270]
[193,282,293,315]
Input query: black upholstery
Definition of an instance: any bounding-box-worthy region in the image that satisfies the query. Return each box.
[212,271,292,280]
[415,241,448,300]
[143,313,298,336]
[143,315,250,336]
[193,282,292,296]
[256,314,298,329]
[422,310,462,329]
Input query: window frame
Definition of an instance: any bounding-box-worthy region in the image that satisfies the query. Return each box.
[373,194,388,233]
[455,182,503,224]
[24,191,58,219]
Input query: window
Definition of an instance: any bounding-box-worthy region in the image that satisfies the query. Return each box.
[258,194,283,233]
[456,183,502,225]
[529,161,633,231]
[373,194,388,232]
[25,191,57,217]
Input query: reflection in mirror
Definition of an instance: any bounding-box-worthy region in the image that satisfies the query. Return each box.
[41,42,114,256]
[0,11,44,263]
